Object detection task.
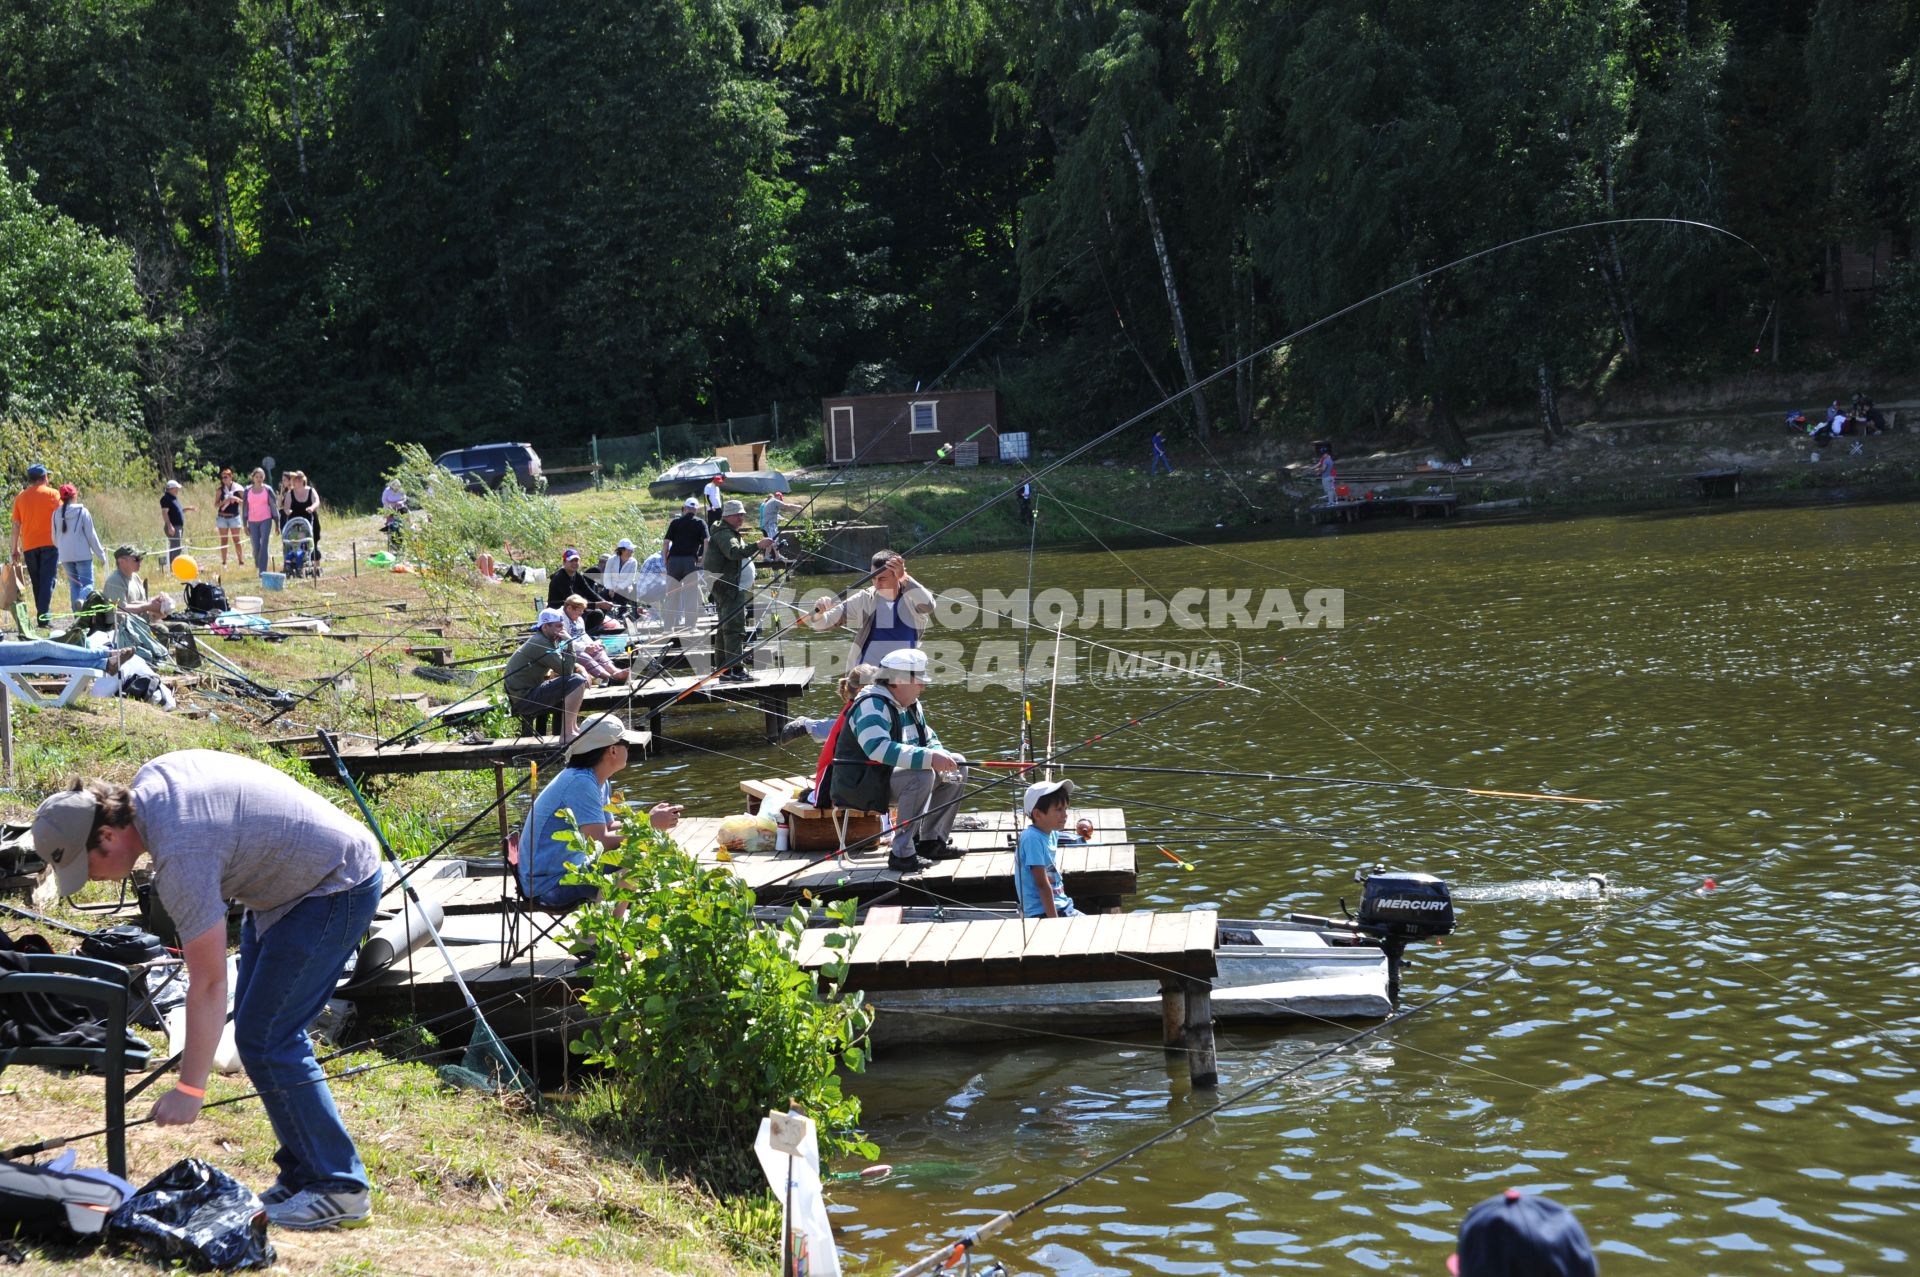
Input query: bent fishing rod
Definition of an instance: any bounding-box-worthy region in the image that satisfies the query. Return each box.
[977,759,1602,805]
[888,849,1774,1277]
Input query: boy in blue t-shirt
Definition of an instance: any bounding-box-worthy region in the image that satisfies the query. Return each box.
[1015,778,1079,918]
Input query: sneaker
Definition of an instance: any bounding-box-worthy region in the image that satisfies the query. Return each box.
[885,855,929,875]
[917,840,963,861]
[265,1187,372,1231]
[718,671,753,683]
[259,1183,297,1207]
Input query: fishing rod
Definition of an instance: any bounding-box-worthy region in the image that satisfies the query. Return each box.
[976,759,1602,805]
[888,850,1770,1277]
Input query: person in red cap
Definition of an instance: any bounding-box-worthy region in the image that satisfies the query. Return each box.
[1449,1188,1598,1276]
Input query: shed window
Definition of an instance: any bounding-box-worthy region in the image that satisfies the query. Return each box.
[909,401,939,434]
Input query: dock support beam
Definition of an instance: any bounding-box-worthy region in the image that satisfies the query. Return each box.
[1185,980,1217,1089]
[1159,979,1185,1050]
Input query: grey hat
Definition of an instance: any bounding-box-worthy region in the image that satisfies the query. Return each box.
[567,715,627,759]
[114,544,142,560]
[720,499,746,517]
[32,790,100,899]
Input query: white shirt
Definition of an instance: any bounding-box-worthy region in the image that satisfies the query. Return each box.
[703,479,723,512]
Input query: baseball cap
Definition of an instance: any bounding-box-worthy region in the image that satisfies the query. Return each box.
[563,548,580,562]
[683,497,699,509]
[57,483,77,500]
[114,544,142,560]
[720,499,746,516]
[165,479,182,490]
[1022,778,1075,814]
[32,789,101,899]
[535,607,569,629]
[615,538,635,551]
[567,715,626,759]
[25,463,47,480]
[1449,1190,1597,1277]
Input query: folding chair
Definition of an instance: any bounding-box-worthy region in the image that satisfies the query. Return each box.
[498,831,575,970]
[0,954,140,1178]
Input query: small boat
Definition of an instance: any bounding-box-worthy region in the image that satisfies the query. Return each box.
[647,457,791,501]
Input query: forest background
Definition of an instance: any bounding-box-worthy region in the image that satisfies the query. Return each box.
[2,0,1915,499]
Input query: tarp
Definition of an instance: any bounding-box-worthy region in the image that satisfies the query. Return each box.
[755,1113,841,1277]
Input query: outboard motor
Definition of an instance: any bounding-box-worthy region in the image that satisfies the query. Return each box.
[1355,870,1455,941]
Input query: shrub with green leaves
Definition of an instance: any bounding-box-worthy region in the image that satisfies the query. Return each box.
[565,814,875,1188]
[384,442,565,609]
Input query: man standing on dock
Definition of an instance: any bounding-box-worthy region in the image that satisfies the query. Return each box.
[807,548,935,671]
[830,648,966,873]
[704,499,772,682]
[661,497,708,631]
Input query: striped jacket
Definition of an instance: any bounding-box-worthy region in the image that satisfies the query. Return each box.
[846,685,943,770]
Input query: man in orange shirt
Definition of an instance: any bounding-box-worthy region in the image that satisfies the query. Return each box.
[9,463,62,623]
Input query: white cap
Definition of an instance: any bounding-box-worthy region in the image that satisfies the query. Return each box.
[1022,778,1074,814]
[567,715,626,758]
[615,538,635,551]
[535,607,568,629]
[165,479,182,490]
[879,648,929,682]
[683,497,700,508]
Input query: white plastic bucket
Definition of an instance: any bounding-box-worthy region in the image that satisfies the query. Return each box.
[232,595,263,613]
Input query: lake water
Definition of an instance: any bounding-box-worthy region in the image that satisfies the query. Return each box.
[632,499,1920,1276]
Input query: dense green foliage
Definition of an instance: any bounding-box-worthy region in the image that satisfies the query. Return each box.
[384,442,564,607]
[566,815,874,1188]
[0,0,1913,483]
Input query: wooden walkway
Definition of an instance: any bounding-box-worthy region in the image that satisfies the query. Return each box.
[669,806,1136,909]
[298,727,651,778]
[578,665,815,741]
[787,909,1216,992]
[1311,492,1458,523]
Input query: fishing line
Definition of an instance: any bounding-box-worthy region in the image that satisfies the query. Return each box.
[887,850,1771,1277]
[892,218,1773,568]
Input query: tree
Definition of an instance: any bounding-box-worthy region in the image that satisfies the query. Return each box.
[0,154,154,425]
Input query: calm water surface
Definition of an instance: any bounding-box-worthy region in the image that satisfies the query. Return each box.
[628,500,1920,1276]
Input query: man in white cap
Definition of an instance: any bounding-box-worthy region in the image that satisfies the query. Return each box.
[518,714,681,907]
[661,497,708,631]
[503,608,586,738]
[31,751,382,1229]
[828,648,966,872]
[702,499,772,682]
[159,478,192,564]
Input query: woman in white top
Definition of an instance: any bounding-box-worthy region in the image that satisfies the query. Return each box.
[213,467,245,566]
[51,483,108,610]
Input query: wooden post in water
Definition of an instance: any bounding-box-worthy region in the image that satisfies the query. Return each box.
[1159,978,1185,1050]
[1185,979,1218,1088]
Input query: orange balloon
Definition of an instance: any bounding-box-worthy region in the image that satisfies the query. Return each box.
[170,554,199,582]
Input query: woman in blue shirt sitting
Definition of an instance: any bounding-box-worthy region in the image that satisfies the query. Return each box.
[519,715,681,906]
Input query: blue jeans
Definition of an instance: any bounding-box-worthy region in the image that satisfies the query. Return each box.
[62,560,95,611]
[22,545,57,620]
[1149,451,1172,476]
[0,638,109,669]
[247,519,274,571]
[233,872,380,1194]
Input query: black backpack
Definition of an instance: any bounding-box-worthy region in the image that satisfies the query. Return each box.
[186,582,227,613]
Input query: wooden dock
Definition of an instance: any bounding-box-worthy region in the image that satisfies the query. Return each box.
[669,806,1136,910]
[1311,492,1458,524]
[342,904,1224,1085]
[297,727,651,778]
[578,665,815,741]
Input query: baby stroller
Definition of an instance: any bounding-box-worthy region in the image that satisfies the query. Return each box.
[281,516,320,578]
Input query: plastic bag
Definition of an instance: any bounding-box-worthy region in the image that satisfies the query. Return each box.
[104,1158,275,1272]
[716,812,779,854]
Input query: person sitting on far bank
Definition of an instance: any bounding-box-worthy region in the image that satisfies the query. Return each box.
[1446,1188,1598,1277]
[830,648,966,873]
[505,608,587,738]
[1016,779,1080,919]
[102,545,172,622]
[548,548,615,632]
[807,549,935,670]
[560,595,630,686]
[518,715,680,909]
[32,750,383,1230]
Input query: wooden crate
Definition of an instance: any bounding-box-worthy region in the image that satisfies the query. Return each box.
[950,441,980,468]
[740,775,887,853]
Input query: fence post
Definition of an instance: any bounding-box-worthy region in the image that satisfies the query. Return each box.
[655,426,663,461]
[591,435,601,488]
[772,401,780,444]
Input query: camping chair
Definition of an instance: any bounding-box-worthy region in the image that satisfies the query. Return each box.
[280,517,318,579]
[498,830,575,972]
[0,954,138,1178]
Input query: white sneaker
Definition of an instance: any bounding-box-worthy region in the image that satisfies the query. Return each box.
[265,1186,372,1230]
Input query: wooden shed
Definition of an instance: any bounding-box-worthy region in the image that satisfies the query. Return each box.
[820,389,1003,465]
